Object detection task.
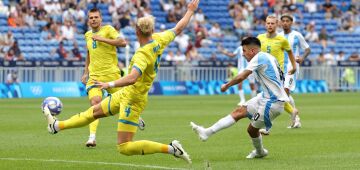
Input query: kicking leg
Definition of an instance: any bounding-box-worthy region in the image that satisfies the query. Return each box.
[190,106,247,141]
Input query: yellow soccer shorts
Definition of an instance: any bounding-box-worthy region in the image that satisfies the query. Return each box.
[86,72,121,100]
[100,89,146,133]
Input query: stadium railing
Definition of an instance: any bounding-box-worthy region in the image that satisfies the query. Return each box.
[0,66,359,91]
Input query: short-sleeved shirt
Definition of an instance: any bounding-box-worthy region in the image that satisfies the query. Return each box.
[245,52,289,102]
[123,30,176,101]
[279,30,310,73]
[85,25,120,76]
[233,46,248,70]
[257,33,291,71]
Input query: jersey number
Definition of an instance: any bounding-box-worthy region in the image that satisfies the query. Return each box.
[266,45,271,53]
[92,40,97,49]
[154,55,161,73]
[275,62,285,83]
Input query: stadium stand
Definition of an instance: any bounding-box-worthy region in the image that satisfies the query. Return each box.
[0,0,359,63]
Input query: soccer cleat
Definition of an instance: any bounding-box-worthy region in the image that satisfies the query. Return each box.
[259,129,270,135]
[246,149,268,159]
[85,139,97,147]
[170,140,192,164]
[138,117,145,131]
[190,122,209,141]
[43,105,58,134]
[293,115,301,128]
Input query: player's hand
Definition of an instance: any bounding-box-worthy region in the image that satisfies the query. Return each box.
[92,35,104,42]
[288,68,296,75]
[94,81,109,89]
[187,0,199,12]
[81,74,88,84]
[221,84,228,92]
[295,56,304,64]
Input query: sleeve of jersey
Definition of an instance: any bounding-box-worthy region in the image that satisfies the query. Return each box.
[245,55,261,72]
[283,38,291,51]
[298,34,310,49]
[157,30,176,47]
[233,47,240,55]
[107,26,120,39]
[132,53,148,76]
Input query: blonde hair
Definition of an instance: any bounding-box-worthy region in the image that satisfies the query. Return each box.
[266,15,278,23]
[136,16,155,36]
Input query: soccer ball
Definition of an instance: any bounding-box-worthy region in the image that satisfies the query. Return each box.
[42,97,63,116]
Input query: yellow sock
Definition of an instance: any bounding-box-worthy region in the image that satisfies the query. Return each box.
[59,107,96,130]
[89,119,99,134]
[284,102,294,114]
[117,140,169,156]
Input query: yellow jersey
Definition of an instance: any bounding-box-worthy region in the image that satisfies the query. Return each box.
[123,30,176,101]
[257,33,291,70]
[85,25,120,76]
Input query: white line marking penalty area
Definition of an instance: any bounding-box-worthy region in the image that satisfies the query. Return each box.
[0,157,189,170]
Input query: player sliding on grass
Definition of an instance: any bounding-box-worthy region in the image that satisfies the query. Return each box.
[82,8,145,147]
[191,37,289,158]
[42,0,200,164]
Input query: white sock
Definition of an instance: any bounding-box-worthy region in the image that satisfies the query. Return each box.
[289,95,295,107]
[239,90,245,103]
[251,135,264,153]
[208,115,236,134]
[89,133,96,140]
[251,90,257,98]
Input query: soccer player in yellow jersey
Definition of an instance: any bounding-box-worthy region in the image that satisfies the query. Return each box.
[81,8,144,147]
[257,15,298,135]
[42,0,200,163]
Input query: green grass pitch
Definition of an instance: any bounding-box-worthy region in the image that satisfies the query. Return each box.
[0,92,360,170]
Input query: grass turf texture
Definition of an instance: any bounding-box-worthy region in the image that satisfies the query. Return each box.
[0,92,359,170]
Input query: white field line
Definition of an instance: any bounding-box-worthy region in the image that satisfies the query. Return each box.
[0,157,189,170]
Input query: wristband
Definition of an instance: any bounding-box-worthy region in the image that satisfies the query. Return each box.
[108,81,115,88]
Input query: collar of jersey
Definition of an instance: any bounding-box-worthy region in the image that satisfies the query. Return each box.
[141,40,154,47]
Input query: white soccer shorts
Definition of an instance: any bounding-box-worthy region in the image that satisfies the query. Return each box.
[244,94,285,130]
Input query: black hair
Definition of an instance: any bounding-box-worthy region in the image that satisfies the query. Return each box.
[280,14,293,21]
[241,37,261,47]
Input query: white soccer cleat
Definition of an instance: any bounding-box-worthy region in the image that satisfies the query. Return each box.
[190,122,209,141]
[246,149,268,159]
[138,117,145,131]
[170,140,192,164]
[42,105,58,134]
[293,115,301,128]
[85,139,97,147]
[259,129,270,135]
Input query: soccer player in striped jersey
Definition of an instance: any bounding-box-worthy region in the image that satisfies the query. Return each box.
[82,8,145,147]
[43,0,200,164]
[219,44,257,105]
[279,14,311,128]
[191,37,289,158]
[257,15,298,135]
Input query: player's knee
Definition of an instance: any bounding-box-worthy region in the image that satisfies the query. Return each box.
[117,142,132,156]
[231,106,247,121]
[90,97,102,106]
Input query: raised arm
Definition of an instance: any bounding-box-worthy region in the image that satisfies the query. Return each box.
[172,0,200,35]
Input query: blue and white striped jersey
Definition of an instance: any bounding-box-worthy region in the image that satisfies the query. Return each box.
[233,46,248,70]
[245,52,289,102]
[279,30,310,73]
